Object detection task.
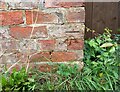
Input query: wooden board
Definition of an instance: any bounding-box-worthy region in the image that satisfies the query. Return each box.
[85,2,120,39]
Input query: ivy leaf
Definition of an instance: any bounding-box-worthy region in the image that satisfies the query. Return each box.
[100,43,113,48]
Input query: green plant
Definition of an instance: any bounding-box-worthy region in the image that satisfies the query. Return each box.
[2,68,35,91]
[56,64,79,77]
[83,28,119,90]
[113,34,120,44]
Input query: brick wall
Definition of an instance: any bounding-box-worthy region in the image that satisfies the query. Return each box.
[0,0,85,72]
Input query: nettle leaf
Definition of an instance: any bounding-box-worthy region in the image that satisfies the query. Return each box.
[96,38,102,44]
[100,43,113,48]
[109,47,115,53]
[89,40,98,48]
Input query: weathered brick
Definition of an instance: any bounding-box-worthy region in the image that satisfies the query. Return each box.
[39,40,56,51]
[5,63,51,73]
[0,11,24,26]
[25,11,59,24]
[55,38,67,51]
[74,50,84,60]
[21,63,53,72]
[8,0,39,9]
[66,7,85,23]
[18,39,40,53]
[45,0,84,8]
[23,63,57,72]
[0,1,7,10]
[48,24,84,39]
[10,26,48,39]
[66,32,84,39]
[66,39,84,50]
[5,62,34,73]
[36,64,52,72]
[1,51,20,64]
[14,52,28,63]
[48,25,66,38]
[0,27,10,40]
[30,52,51,62]
[51,52,77,62]
[6,64,21,73]
[5,63,38,73]
[1,40,18,52]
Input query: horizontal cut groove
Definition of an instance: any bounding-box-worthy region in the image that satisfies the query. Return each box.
[65,31,80,33]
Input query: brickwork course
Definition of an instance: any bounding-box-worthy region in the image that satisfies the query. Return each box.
[0,0,85,72]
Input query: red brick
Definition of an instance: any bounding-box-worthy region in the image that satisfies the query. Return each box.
[51,52,76,62]
[0,11,24,26]
[39,40,56,51]
[10,26,48,39]
[25,11,58,24]
[66,9,85,23]
[45,0,84,8]
[30,52,51,62]
[36,64,52,72]
[66,39,84,50]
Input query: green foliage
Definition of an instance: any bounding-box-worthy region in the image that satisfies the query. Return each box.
[113,34,120,44]
[83,28,119,90]
[56,64,79,77]
[2,68,35,91]
[84,28,117,62]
